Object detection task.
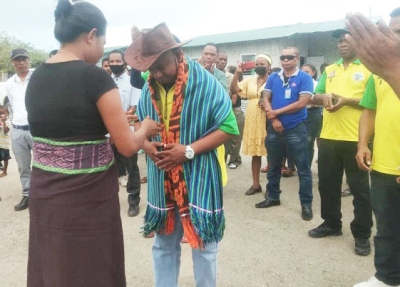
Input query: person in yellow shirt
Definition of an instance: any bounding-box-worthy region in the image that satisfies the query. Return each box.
[308,28,373,257]
[354,7,400,287]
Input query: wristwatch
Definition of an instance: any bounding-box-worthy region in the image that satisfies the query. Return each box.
[185,145,195,160]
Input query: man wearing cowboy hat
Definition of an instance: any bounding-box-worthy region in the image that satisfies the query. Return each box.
[125,22,238,287]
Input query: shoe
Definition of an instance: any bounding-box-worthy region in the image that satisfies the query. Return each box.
[15,196,29,211]
[228,163,238,169]
[245,186,262,195]
[119,175,128,187]
[301,205,313,221]
[308,222,342,238]
[255,198,280,208]
[353,276,399,287]
[342,187,353,197]
[282,167,295,177]
[128,205,139,217]
[355,238,371,256]
[260,165,269,173]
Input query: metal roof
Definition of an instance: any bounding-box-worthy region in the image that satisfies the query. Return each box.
[182,17,381,47]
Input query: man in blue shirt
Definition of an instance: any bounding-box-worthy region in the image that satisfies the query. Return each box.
[255,46,314,221]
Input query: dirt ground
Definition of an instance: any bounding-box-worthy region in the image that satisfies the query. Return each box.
[0,152,376,287]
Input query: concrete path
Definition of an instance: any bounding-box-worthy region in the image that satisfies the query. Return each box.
[0,152,375,286]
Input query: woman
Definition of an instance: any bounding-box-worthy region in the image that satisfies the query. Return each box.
[25,1,160,286]
[301,63,321,167]
[231,54,271,195]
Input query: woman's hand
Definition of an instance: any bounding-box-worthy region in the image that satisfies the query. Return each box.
[139,116,162,138]
[236,61,243,73]
[143,140,165,163]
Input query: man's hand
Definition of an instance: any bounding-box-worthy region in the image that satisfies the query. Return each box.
[265,109,279,120]
[130,25,141,42]
[355,144,372,171]
[326,93,346,113]
[345,13,400,82]
[271,118,284,134]
[143,141,165,163]
[154,143,187,171]
[321,93,334,109]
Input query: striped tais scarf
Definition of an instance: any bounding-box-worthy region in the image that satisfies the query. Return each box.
[137,51,232,248]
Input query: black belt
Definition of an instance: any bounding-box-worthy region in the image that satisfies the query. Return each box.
[12,124,30,131]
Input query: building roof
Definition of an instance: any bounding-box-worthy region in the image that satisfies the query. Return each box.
[182,17,381,47]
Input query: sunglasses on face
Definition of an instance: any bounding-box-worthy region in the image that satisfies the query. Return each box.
[13,57,29,63]
[280,55,296,61]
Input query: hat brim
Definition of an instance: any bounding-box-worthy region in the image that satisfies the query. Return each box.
[332,29,349,38]
[11,54,29,60]
[125,38,191,71]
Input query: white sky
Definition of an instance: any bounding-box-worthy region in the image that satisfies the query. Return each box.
[0,0,395,51]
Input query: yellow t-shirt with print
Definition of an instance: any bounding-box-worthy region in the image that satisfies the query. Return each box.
[155,82,231,186]
[315,59,371,141]
[360,75,400,176]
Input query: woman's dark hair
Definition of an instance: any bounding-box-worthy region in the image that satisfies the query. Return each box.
[54,0,107,43]
[301,63,318,80]
[320,62,330,74]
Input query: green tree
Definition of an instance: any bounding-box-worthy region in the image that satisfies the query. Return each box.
[0,31,48,74]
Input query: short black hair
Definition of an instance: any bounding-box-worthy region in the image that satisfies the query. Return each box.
[54,0,107,43]
[102,57,109,64]
[202,42,219,53]
[49,49,59,57]
[301,63,318,80]
[320,62,330,74]
[108,49,125,63]
[390,7,400,18]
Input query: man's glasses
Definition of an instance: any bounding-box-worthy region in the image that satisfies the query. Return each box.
[280,55,296,61]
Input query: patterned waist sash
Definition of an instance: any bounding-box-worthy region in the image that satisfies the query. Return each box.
[33,137,114,175]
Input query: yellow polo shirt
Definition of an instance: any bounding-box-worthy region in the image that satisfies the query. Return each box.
[360,75,400,176]
[315,59,371,141]
[156,82,239,186]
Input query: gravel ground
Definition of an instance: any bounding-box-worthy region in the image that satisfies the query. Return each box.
[0,152,376,287]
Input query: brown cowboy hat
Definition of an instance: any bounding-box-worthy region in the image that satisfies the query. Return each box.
[125,22,190,71]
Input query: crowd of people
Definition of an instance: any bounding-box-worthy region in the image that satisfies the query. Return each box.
[1,0,400,286]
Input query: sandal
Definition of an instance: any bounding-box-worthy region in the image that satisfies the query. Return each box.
[282,167,295,177]
[143,231,155,238]
[140,176,147,184]
[245,185,262,195]
[260,165,269,173]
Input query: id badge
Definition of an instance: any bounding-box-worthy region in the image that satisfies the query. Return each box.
[285,89,291,99]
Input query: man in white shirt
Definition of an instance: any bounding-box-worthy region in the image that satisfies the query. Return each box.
[108,49,142,217]
[6,48,33,211]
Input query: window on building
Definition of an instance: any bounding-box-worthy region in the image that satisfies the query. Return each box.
[240,54,256,76]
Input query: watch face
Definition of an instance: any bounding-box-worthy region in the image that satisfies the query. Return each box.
[185,147,194,159]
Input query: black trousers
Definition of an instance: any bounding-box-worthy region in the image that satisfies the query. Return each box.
[318,139,372,238]
[371,171,400,285]
[112,144,140,206]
